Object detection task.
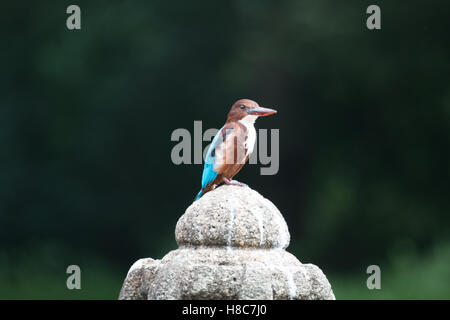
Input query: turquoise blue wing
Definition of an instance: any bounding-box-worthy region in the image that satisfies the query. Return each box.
[201,129,221,188]
[201,127,233,188]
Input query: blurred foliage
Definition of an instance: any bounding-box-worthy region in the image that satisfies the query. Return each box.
[0,0,449,299]
[0,244,121,299]
[332,239,450,299]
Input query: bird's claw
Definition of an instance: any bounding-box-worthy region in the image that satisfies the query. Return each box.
[229,180,248,187]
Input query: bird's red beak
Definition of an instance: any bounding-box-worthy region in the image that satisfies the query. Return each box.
[247,106,277,116]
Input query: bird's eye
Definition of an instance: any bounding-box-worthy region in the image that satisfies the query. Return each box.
[240,105,246,110]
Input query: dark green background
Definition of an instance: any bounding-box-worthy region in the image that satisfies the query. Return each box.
[1,0,449,299]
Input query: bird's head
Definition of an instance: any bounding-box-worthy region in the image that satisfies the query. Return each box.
[226,99,277,123]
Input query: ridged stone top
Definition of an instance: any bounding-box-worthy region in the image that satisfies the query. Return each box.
[175,185,290,249]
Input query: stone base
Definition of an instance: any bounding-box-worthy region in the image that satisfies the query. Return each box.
[119,185,335,300]
[119,247,335,300]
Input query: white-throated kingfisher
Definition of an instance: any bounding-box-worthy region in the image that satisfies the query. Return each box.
[195,99,277,201]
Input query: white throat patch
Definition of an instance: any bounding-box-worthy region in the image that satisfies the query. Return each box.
[239,115,257,156]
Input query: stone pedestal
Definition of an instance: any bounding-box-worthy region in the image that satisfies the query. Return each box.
[119,185,335,300]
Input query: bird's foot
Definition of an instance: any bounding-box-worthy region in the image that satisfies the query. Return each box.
[231,180,248,187]
[223,177,248,187]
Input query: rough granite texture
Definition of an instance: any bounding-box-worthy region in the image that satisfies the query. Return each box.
[119,185,335,300]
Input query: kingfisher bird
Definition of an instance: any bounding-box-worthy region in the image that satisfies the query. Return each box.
[195,99,277,201]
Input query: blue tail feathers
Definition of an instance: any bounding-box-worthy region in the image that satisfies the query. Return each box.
[195,189,203,201]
